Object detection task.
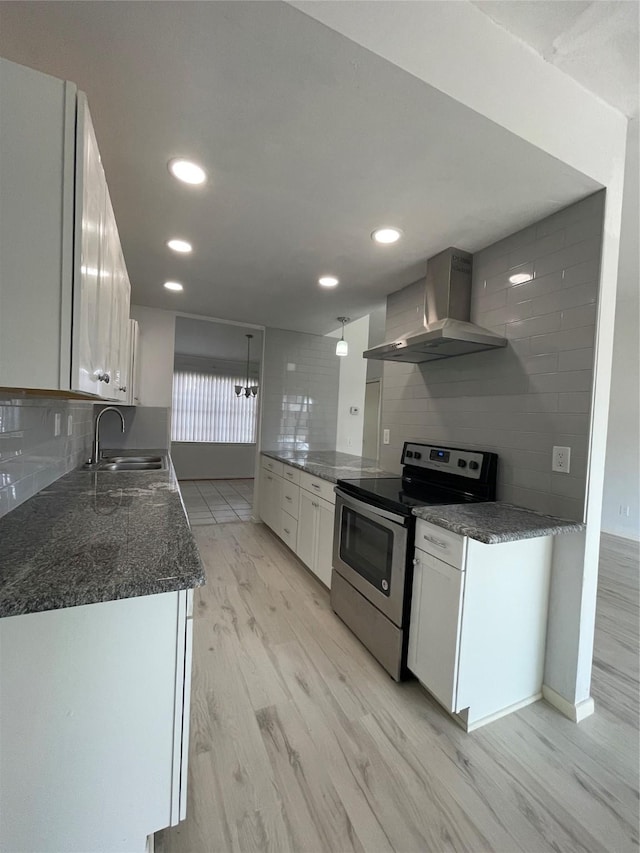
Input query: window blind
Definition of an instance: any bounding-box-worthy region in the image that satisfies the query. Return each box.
[171,369,257,443]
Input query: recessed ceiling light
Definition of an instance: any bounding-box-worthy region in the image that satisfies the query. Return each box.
[509,272,533,285]
[372,227,402,244]
[164,281,184,292]
[167,238,193,254]
[319,276,339,288]
[168,158,206,185]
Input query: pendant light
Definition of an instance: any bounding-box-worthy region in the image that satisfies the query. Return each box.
[235,334,259,398]
[336,317,350,357]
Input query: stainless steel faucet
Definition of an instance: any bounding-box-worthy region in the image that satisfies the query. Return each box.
[90,406,125,465]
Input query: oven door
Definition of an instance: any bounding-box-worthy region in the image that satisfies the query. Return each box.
[332,489,409,627]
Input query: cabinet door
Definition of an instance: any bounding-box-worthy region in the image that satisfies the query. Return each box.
[407,549,464,713]
[260,472,282,535]
[296,489,317,570]
[259,472,272,527]
[314,497,334,588]
[72,96,108,396]
[0,59,76,390]
[109,239,131,400]
[269,475,283,537]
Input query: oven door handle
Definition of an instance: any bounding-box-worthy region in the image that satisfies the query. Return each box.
[334,488,409,527]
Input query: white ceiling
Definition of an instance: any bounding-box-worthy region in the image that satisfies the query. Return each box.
[174,317,262,363]
[0,1,602,334]
[472,1,639,118]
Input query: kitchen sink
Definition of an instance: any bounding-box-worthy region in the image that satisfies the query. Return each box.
[100,461,164,471]
[84,453,168,472]
[104,456,163,464]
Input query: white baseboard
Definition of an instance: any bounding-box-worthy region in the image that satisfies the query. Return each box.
[542,685,595,722]
[600,526,640,543]
[455,693,543,732]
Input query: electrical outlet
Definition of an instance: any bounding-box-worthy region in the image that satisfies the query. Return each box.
[67,414,73,436]
[619,504,630,517]
[54,413,62,437]
[552,445,571,473]
[383,429,390,445]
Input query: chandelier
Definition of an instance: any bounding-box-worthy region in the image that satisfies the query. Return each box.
[235,334,259,398]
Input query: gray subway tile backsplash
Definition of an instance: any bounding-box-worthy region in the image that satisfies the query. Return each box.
[380,191,604,520]
[0,396,94,519]
[261,328,339,452]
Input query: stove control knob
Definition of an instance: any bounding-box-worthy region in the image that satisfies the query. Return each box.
[413,452,422,460]
[468,460,479,470]
[457,459,467,468]
[405,450,414,458]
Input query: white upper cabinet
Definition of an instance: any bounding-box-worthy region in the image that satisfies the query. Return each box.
[0,59,130,400]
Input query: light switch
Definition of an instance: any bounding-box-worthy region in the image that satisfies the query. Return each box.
[383,429,390,445]
[54,413,61,437]
[67,414,73,436]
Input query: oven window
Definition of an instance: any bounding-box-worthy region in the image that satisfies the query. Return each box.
[340,508,394,595]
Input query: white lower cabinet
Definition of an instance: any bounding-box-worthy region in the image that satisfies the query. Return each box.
[0,590,194,853]
[259,466,283,536]
[295,488,334,587]
[408,519,553,731]
[297,487,318,569]
[408,551,464,713]
[259,456,336,588]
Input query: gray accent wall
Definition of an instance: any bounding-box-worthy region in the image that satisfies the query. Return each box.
[380,192,604,521]
[0,396,93,519]
[261,328,339,452]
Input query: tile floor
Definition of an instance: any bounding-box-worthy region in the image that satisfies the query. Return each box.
[180,478,254,525]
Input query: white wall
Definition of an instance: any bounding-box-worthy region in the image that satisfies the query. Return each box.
[170,444,256,480]
[601,118,640,541]
[328,316,370,455]
[130,305,175,408]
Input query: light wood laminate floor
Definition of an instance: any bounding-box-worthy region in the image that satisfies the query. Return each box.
[156,526,639,853]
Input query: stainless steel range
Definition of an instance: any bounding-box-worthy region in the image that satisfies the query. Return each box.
[331,441,497,681]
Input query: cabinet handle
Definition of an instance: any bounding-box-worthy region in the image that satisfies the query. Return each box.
[286,472,293,478]
[311,483,320,490]
[266,475,272,481]
[285,495,292,502]
[119,386,127,393]
[423,533,447,549]
[284,528,291,535]
[412,557,419,566]
[312,501,319,508]
[96,372,110,384]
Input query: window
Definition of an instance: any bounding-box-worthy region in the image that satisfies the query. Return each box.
[172,368,257,443]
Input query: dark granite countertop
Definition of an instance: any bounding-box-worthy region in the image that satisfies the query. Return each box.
[412,502,585,545]
[261,449,396,483]
[0,453,205,618]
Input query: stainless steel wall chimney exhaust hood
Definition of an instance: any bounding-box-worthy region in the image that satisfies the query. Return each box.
[363,248,507,363]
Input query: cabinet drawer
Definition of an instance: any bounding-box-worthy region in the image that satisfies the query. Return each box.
[281,480,299,519]
[300,471,335,504]
[280,512,298,552]
[281,464,300,485]
[415,519,466,569]
[261,456,283,478]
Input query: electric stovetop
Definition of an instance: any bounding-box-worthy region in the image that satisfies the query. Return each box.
[337,441,498,517]
[336,477,483,517]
